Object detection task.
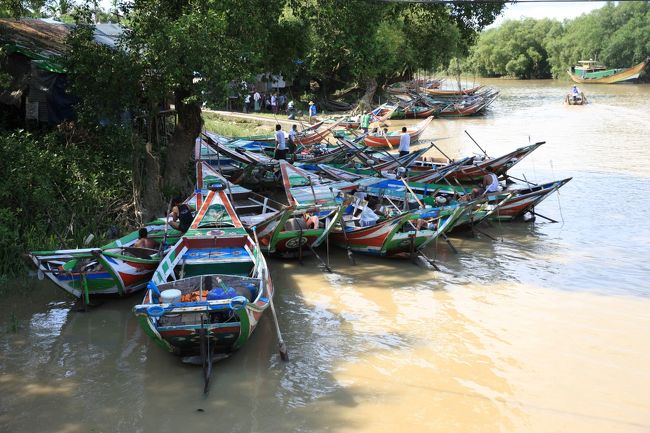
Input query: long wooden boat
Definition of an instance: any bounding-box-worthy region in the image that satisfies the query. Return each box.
[423,85,482,96]
[195,161,290,251]
[329,200,468,256]
[445,142,544,182]
[30,222,183,300]
[275,161,349,256]
[362,116,433,148]
[197,160,338,257]
[390,105,437,119]
[567,58,649,84]
[486,178,572,221]
[132,186,274,359]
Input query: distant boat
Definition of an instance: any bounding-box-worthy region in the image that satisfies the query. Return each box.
[565,91,588,105]
[567,58,649,84]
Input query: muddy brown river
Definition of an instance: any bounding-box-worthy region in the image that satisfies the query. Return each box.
[2,79,649,433]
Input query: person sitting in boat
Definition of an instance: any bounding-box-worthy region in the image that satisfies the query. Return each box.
[303,212,320,229]
[133,227,158,249]
[481,167,501,194]
[168,197,194,233]
[571,85,581,102]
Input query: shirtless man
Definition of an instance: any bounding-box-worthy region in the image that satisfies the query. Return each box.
[133,228,158,249]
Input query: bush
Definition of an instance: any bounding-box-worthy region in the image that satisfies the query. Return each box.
[0,126,135,278]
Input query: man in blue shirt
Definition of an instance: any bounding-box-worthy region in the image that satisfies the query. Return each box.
[308,101,317,123]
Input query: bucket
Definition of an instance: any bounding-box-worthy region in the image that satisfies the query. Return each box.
[160,289,182,304]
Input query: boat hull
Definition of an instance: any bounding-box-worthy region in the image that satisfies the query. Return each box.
[567,58,649,84]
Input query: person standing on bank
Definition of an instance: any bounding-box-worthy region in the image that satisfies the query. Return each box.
[360,111,371,133]
[308,101,317,123]
[244,93,251,113]
[275,124,287,160]
[271,93,278,114]
[253,91,261,112]
[398,126,410,157]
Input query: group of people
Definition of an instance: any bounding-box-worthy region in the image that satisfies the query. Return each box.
[243,91,290,114]
[275,123,302,160]
[242,92,318,123]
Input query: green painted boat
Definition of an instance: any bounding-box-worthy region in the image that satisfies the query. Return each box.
[568,58,649,84]
[29,221,182,300]
[133,185,275,359]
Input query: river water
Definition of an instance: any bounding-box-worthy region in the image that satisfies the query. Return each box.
[2,79,649,433]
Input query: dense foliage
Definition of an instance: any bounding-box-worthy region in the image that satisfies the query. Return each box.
[0,127,135,278]
[468,2,650,79]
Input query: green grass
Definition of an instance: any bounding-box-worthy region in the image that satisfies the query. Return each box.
[202,112,270,137]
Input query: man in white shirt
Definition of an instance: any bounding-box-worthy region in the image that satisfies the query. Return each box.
[244,94,251,113]
[253,91,261,112]
[274,124,287,160]
[398,127,410,157]
[288,124,298,152]
[482,166,501,194]
[271,94,277,114]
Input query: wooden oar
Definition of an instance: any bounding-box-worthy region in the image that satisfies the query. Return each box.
[252,226,289,361]
[464,130,489,158]
[159,198,173,254]
[329,187,355,265]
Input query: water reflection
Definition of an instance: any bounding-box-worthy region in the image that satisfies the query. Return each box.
[2,81,650,432]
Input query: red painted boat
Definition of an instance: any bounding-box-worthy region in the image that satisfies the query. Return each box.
[363,116,433,148]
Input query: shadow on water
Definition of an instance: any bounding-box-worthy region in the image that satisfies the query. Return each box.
[3,80,650,432]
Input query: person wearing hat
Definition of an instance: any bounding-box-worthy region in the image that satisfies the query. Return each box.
[308,101,317,123]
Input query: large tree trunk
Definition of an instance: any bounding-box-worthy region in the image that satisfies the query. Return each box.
[163,86,203,196]
[356,77,377,113]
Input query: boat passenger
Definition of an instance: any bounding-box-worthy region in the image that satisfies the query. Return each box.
[134,227,158,249]
[571,85,581,102]
[304,212,320,229]
[398,127,410,157]
[482,167,501,194]
[169,197,194,233]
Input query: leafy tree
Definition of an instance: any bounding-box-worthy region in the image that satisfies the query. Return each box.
[471,2,650,79]
[469,18,561,79]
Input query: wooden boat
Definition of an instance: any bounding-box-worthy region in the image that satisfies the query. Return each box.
[565,91,588,105]
[195,161,291,252]
[486,178,572,221]
[275,161,349,256]
[197,160,341,257]
[362,116,433,148]
[390,105,437,119]
[423,85,482,96]
[329,197,468,256]
[30,222,183,300]
[567,58,649,84]
[445,142,543,182]
[132,185,274,360]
